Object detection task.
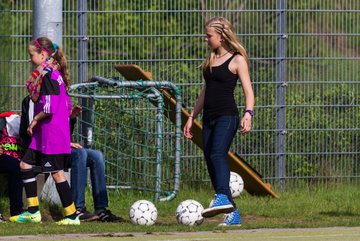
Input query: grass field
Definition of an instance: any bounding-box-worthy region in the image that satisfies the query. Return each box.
[2,227,360,241]
[1,183,360,239]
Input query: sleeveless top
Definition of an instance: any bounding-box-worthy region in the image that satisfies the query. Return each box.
[203,52,239,121]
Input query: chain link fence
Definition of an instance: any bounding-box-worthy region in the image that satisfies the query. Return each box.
[1,0,359,191]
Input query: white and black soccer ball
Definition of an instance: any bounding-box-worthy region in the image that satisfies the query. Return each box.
[229,171,244,198]
[129,200,158,226]
[176,199,204,226]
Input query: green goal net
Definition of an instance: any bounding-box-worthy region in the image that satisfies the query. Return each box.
[69,77,182,201]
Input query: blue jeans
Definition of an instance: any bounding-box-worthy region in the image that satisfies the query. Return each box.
[202,115,239,207]
[0,154,23,216]
[67,148,108,210]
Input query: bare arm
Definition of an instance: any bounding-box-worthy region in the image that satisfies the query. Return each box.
[183,86,206,139]
[235,56,255,134]
[27,111,50,136]
[190,86,206,119]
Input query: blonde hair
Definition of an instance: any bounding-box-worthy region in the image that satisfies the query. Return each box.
[30,37,70,88]
[202,16,249,70]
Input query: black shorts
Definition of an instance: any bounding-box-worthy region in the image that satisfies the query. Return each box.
[22,149,68,173]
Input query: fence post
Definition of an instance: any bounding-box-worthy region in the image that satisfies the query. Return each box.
[33,0,62,44]
[276,0,287,191]
[77,0,92,147]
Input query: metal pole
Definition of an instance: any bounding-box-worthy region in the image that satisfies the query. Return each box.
[77,0,88,84]
[33,0,62,44]
[77,0,91,147]
[150,87,164,201]
[276,0,287,191]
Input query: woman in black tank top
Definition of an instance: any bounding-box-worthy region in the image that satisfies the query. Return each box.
[183,17,254,226]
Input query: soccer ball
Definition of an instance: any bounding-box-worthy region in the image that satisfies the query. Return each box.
[229,171,244,198]
[176,199,204,226]
[129,200,158,225]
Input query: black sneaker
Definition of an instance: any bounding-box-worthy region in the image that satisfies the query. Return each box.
[96,209,124,222]
[76,208,98,222]
[0,214,5,223]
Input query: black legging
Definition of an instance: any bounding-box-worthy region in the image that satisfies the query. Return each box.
[0,154,23,216]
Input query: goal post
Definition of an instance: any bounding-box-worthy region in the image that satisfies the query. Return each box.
[69,77,182,202]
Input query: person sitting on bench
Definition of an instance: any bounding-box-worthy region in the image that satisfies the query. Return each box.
[67,105,123,222]
[0,112,24,222]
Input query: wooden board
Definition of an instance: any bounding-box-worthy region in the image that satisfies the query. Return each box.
[115,64,279,199]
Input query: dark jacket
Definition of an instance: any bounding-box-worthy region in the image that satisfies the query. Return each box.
[20,96,31,149]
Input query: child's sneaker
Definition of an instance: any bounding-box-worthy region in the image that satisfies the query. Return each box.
[56,216,80,225]
[218,209,242,226]
[201,193,234,218]
[9,211,41,223]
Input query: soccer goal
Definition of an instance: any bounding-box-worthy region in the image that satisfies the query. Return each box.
[69,77,182,201]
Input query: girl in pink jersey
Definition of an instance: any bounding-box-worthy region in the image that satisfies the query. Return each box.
[12,37,79,225]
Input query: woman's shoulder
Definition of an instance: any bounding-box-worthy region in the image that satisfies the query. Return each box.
[229,53,247,66]
[232,52,246,63]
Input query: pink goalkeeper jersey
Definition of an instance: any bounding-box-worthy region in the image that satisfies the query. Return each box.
[29,70,72,154]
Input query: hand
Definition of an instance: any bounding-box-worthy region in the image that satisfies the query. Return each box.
[71,142,83,149]
[70,106,82,119]
[183,117,194,139]
[27,119,38,136]
[0,145,3,155]
[240,112,252,134]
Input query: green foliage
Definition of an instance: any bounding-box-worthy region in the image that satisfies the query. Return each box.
[0,1,12,109]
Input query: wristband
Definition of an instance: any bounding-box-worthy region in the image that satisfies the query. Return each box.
[244,109,254,118]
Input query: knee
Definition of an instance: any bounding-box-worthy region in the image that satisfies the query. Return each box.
[89,149,105,167]
[70,148,87,165]
[19,161,32,170]
[95,150,104,165]
[51,171,66,183]
[73,147,87,157]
